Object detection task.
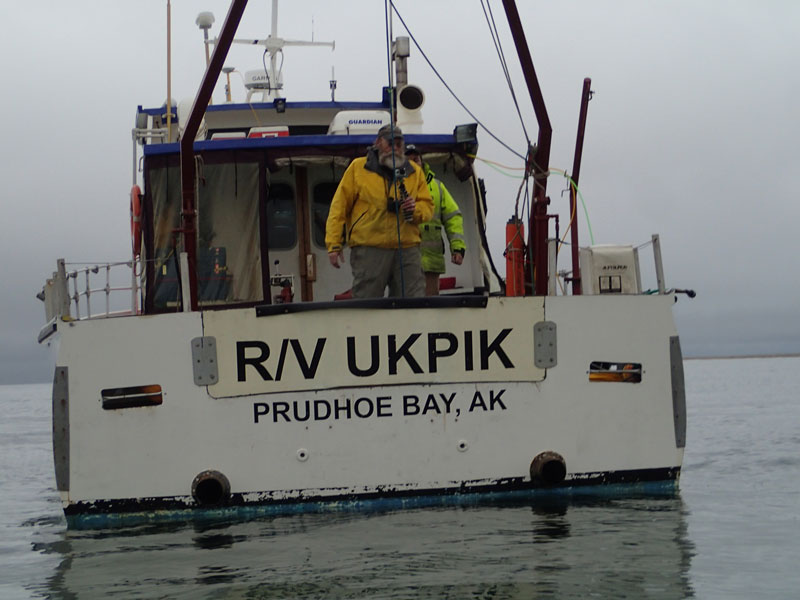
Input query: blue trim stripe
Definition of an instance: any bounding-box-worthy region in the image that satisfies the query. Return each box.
[207,101,388,112]
[138,100,388,116]
[142,134,458,156]
[65,480,678,530]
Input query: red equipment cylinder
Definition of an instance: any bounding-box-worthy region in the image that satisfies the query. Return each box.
[505,217,525,296]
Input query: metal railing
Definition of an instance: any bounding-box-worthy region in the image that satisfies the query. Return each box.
[39,258,141,324]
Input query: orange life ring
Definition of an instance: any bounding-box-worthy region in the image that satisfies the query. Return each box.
[130,185,142,257]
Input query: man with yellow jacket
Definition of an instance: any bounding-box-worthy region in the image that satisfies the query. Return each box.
[405,145,466,296]
[325,125,433,298]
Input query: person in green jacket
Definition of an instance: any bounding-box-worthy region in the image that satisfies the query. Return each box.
[405,145,466,296]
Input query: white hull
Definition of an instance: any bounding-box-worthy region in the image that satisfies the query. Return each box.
[52,294,685,527]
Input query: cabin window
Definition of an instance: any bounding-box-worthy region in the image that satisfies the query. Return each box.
[197,161,262,304]
[312,182,338,247]
[266,183,297,249]
[148,165,182,310]
[147,160,263,309]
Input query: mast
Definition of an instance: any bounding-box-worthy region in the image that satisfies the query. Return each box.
[569,78,592,295]
[269,0,279,89]
[166,0,172,140]
[180,0,248,311]
[501,0,552,296]
[228,1,334,101]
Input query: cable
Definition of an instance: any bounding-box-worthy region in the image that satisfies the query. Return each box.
[512,167,528,218]
[547,167,578,255]
[468,154,525,171]
[468,153,597,245]
[478,159,524,179]
[469,154,524,178]
[385,0,407,297]
[522,174,535,290]
[548,167,595,245]
[481,0,530,146]
[389,1,525,161]
[261,48,271,93]
[557,186,577,255]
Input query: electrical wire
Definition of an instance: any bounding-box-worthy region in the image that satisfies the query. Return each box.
[262,48,271,92]
[522,172,535,289]
[467,153,596,246]
[469,154,525,171]
[557,186,577,255]
[548,167,595,245]
[231,70,266,125]
[513,166,529,218]
[477,159,524,179]
[388,3,600,290]
[548,167,579,254]
[389,1,525,161]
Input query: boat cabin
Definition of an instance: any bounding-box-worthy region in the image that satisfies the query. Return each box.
[136,99,495,313]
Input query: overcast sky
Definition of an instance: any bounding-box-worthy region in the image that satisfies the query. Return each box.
[1,0,798,384]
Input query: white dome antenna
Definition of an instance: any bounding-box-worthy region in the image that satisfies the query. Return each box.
[195,11,215,30]
[196,12,215,68]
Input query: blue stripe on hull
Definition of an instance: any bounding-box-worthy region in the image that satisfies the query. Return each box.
[65,474,679,530]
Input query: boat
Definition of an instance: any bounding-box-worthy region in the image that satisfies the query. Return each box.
[37,0,689,529]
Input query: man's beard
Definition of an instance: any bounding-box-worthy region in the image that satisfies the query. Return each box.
[378,148,405,170]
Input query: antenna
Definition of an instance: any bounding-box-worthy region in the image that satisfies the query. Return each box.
[195,11,215,68]
[208,0,335,102]
[196,11,215,104]
[222,66,235,102]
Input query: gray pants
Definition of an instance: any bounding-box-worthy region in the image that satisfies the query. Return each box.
[350,246,425,298]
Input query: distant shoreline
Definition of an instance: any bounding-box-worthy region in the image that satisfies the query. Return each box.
[686,353,800,360]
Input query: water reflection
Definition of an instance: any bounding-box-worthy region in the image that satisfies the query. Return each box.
[531,501,570,541]
[524,496,695,598]
[32,494,694,599]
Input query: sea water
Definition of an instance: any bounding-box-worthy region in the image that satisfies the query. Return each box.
[1,357,799,598]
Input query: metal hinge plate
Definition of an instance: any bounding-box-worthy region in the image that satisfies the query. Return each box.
[534,321,557,369]
[191,336,219,386]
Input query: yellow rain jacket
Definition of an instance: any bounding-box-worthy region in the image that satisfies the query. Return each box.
[325,149,433,252]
